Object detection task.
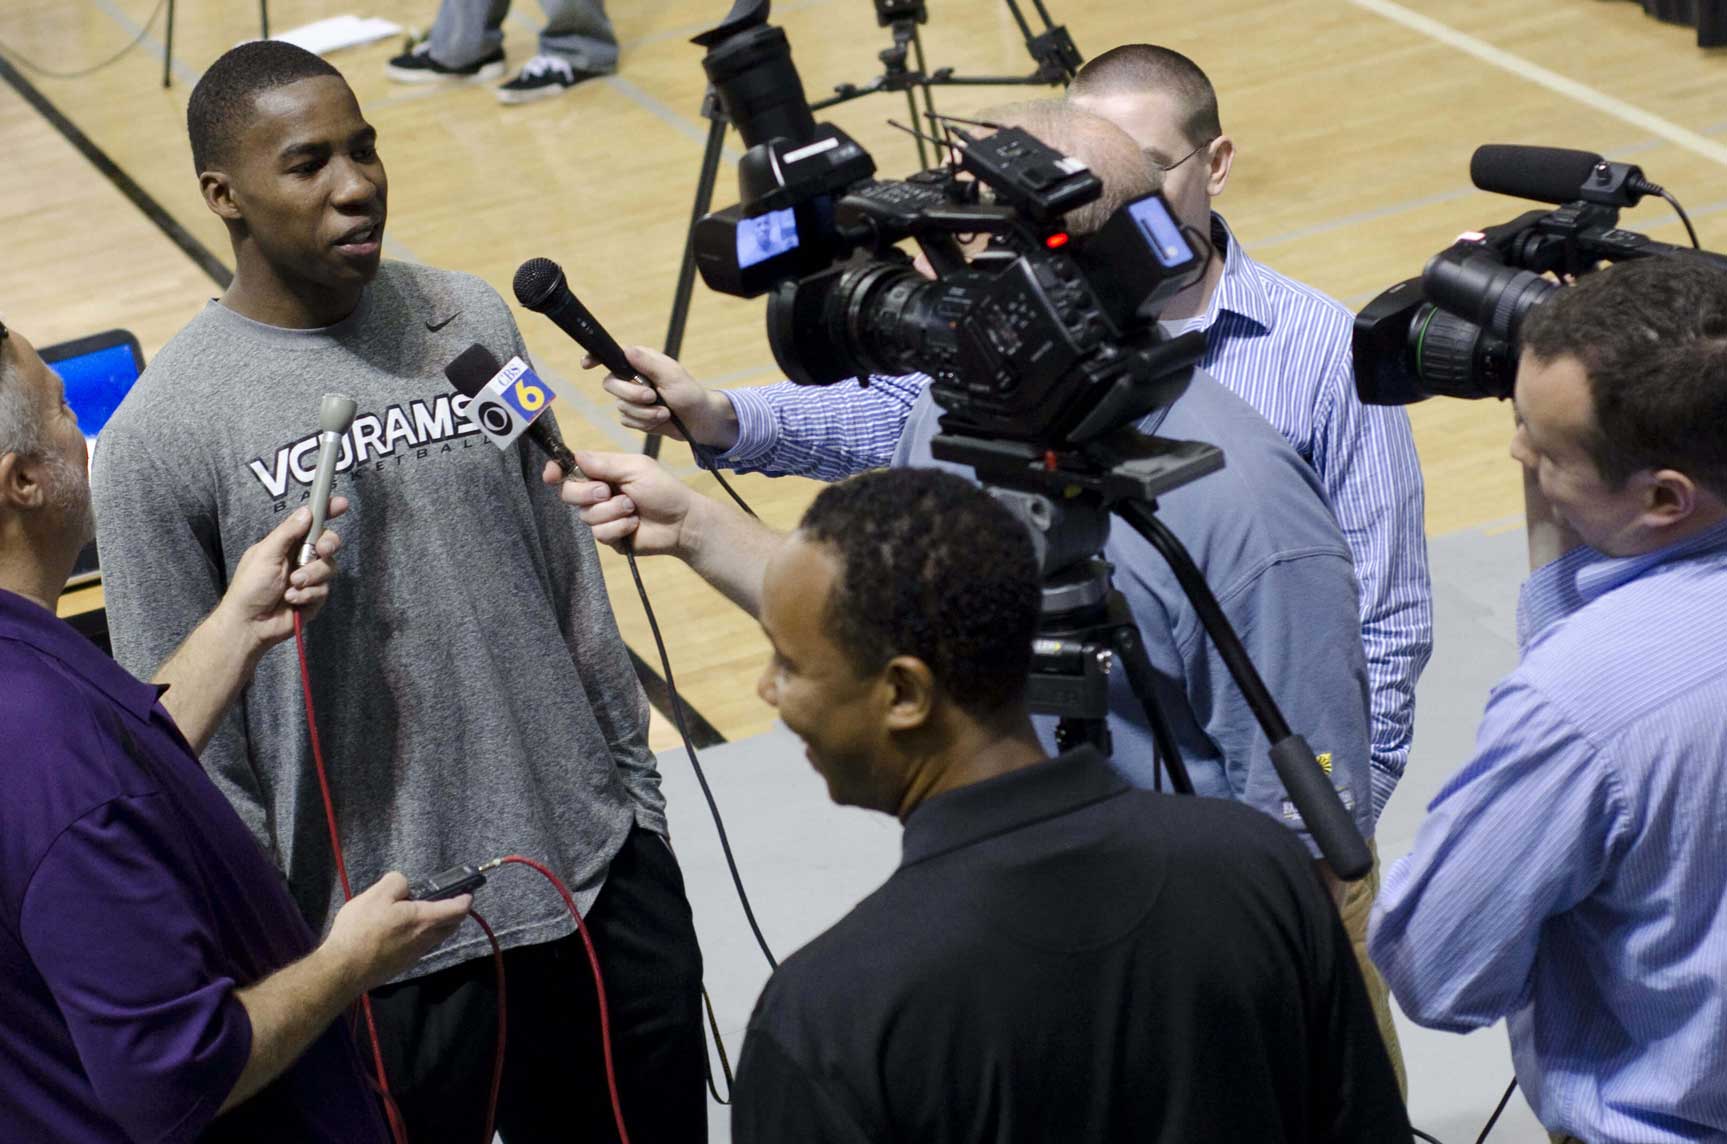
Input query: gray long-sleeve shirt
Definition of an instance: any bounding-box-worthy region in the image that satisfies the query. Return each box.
[91,262,663,977]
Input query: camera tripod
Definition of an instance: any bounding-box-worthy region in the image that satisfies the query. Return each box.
[650,0,1083,460]
[810,0,1083,170]
[929,425,1374,881]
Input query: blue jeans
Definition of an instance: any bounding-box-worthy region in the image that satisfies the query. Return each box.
[429,0,617,71]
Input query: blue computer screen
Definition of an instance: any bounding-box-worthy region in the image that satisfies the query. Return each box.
[49,341,142,440]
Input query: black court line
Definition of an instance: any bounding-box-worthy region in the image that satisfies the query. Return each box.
[0,53,232,288]
[2,54,725,748]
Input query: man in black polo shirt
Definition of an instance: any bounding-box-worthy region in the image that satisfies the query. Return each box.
[731,467,1409,1143]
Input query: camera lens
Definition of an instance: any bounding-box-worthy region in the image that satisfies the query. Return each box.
[1407,304,1518,401]
[767,262,960,387]
[1422,249,1558,344]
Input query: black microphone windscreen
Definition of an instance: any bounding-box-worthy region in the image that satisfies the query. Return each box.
[445,343,502,398]
[513,258,565,312]
[1470,144,1604,205]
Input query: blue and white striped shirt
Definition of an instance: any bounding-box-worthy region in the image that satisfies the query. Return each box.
[1370,521,1727,1143]
[719,215,1432,821]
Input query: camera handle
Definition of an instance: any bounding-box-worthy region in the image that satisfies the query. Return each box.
[1115,499,1374,880]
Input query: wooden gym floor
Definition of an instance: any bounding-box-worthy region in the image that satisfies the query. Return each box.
[3,0,1723,749]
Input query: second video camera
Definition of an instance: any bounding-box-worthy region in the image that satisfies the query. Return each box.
[1355,143,1727,405]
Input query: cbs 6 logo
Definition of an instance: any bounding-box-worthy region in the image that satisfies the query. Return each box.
[511,378,549,413]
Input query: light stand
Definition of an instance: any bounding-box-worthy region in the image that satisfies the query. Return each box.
[163,1,270,88]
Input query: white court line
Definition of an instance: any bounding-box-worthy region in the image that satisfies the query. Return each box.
[1349,0,1727,169]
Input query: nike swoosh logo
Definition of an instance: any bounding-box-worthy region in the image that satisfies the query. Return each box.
[425,312,459,332]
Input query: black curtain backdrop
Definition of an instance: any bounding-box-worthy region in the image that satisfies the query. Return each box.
[1636,0,1727,46]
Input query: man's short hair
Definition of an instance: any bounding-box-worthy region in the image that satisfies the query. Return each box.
[978,100,1161,235]
[0,319,43,460]
[1520,256,1727,496]
[187,41,342,173]
[1069,44,1223,147]
[798,468,1041,717]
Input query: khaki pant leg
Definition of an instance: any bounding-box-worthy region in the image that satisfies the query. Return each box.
[1339,838,1408,1100]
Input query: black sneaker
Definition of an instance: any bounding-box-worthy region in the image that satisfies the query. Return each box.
[385,41,506,84]
[495,55,606,104]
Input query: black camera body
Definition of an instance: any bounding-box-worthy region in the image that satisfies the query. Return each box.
[1355,190,1727,406]
[689,2,1207,449]
[762,185,1207,446]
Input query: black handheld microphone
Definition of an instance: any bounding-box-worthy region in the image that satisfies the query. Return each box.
[443,343,578,476]
[1470,143,1662,208]
[512,258,637,380]
[511,256,758,517]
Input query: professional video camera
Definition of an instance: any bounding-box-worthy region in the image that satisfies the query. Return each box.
[684,0,1375,882]
[690,0,1210,449]
[1355,143,1727,405]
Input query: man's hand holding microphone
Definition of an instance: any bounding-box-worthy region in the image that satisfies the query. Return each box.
[594,345,740,449]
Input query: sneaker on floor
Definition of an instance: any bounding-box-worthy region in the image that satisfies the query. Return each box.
[496,55,606,104]
[385,41,506,84]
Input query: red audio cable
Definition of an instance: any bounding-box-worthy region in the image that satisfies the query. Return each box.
[494,855,631,1144]
[295,611,409,1144]
[293,612,627,1144]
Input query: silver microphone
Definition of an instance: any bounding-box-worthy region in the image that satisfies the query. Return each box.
[297,393,358,568]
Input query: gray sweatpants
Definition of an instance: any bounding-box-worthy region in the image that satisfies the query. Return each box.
[429,0,617,70]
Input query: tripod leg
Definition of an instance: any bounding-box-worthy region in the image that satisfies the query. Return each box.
[1110,613,1194,795]
[903,86,929,169]
[1001,0,1038,43]
[163,0,175,88]
[654,109,729,461]
[910,26,940,162]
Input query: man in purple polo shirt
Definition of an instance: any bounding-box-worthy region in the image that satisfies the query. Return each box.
[0,319,471,1143]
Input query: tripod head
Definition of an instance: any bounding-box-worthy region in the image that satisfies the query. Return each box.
[929,424,1223,576]
[929,420,1374,881]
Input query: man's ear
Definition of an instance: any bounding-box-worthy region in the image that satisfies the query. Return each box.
[1642,468,1701,530]
[1206,135,1235,199]
[201,169,243,223]
[881,655,937,733]
[0,451,47,514]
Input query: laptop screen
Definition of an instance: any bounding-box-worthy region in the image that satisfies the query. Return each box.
[38,331,146,585]
[50,337,144,439]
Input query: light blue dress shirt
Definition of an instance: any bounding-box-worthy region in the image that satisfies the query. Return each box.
[1370,521,1727,1143]
[716,215,1431,821]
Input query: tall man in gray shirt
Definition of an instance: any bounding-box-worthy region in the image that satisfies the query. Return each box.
[91,42,704,1142]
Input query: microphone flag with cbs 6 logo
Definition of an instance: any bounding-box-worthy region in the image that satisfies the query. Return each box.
[469,357,554,448]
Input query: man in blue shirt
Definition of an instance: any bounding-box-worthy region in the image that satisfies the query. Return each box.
[1370,256,1727,1144]
[607,45,1431,833]
[0,320,470,1142]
